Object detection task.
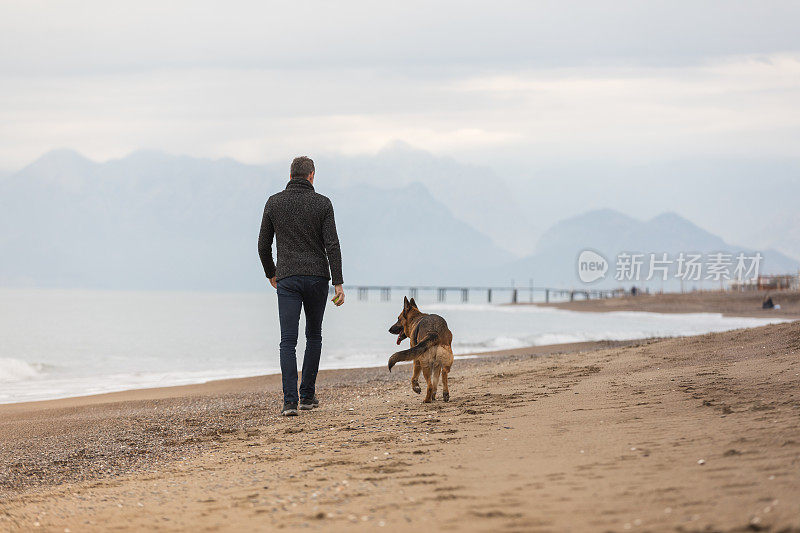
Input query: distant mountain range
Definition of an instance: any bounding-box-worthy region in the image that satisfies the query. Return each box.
[0,150,796,291]
[502,209,799,289]
[314,141,537,256]
[0,149,511,289]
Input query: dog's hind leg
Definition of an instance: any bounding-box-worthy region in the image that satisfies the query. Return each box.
[422,364,434,403]
[439,346,454,402]
[441,365,451,402]
[411,359,422,394]
[430,362,441,402]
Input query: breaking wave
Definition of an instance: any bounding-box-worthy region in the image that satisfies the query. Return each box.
[0,357,46,382]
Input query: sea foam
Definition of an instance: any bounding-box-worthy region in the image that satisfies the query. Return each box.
[0,357,45,382]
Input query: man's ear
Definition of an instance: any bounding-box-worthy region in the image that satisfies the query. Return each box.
[403,296,410,309]
[409,297,417,309]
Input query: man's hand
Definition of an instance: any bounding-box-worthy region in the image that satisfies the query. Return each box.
[331,284,345,306]
[269,277,277,289]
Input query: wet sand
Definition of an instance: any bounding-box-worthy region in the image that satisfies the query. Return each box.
[1,318,799,531]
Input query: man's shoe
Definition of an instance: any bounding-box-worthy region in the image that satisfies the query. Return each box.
[299,395,319,410]
[281,402,298,416]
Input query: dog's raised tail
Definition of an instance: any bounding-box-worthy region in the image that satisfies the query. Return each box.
[388,332,438,371]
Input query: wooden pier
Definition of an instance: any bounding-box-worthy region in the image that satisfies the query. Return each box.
[338,285,623,303]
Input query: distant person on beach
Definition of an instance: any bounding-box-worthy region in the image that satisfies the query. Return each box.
[258,156,345,417]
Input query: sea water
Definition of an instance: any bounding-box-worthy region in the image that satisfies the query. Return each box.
[0,288,788,404]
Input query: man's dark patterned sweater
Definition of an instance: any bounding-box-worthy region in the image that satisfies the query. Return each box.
[258,177,344,286]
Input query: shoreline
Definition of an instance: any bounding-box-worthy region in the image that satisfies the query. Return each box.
[5,291,796,409]
[0,338,646,500]
[0,339,637,414]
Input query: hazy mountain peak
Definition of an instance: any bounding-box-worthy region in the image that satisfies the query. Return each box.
[540,209,636,238]
[571,208,636,224]
[21,148,94,172]
[533,208,635,256]
[648,211,693,226]
[376,140,428,158]
[109,149,220,168]
[645,211,721,244]
[649,211,681,220]
[119,148,174,162]
[14,149,97,189]
[402,181,431,195]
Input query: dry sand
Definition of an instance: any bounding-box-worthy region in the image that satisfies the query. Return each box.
[1,296,799,531]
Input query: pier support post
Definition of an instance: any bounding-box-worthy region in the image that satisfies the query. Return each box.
[545,289,549,303]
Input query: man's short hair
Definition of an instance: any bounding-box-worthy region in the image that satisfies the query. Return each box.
[290,156,315,179]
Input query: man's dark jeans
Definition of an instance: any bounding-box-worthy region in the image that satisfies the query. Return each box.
[277,275,329,404]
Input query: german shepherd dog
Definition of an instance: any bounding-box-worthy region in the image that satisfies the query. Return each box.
[388,297,454,403]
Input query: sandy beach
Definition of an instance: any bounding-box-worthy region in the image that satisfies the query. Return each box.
[1,295,799,532]
[5,2,800,532]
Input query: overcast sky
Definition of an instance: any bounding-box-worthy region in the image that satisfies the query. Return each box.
[1,1,800,173]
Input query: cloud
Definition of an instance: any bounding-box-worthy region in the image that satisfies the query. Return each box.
[2,1,800,75]
[1,2,799,170]
[3,53,800,170]
[447,54,800,159]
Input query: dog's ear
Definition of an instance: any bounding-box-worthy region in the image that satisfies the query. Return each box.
[409,297,418,309]
[403,296,410,309]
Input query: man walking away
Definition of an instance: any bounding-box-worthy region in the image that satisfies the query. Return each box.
[258,156,345,416]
